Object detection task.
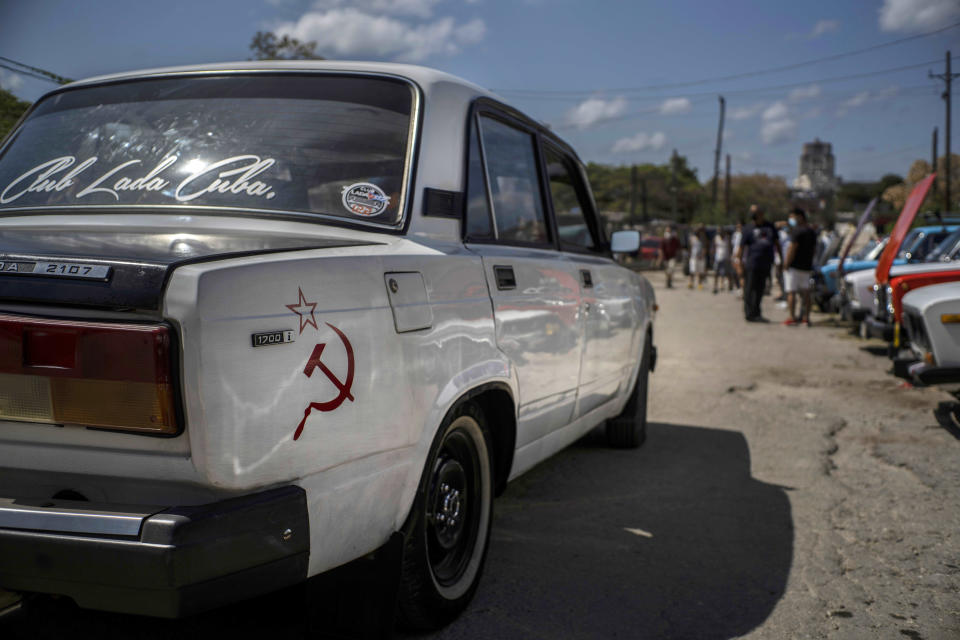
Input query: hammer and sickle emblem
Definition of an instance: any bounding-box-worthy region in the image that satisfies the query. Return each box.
[293,322,355,441]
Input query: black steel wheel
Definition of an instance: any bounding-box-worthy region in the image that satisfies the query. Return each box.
[606,334,651,448]
[397,401,493,630]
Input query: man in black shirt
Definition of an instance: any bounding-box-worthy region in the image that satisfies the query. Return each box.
[783,207,817,326]
[736,205,781,322]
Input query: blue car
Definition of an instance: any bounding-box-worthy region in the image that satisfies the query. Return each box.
[815,226,958,312]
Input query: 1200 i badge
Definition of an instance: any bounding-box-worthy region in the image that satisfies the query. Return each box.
[341,182,390,217]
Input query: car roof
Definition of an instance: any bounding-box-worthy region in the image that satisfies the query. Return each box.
[64,60,494,98]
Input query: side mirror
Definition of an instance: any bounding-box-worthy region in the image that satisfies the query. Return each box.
[610,230,641,254]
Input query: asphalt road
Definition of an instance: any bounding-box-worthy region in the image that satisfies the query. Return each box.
[4,271,959,639]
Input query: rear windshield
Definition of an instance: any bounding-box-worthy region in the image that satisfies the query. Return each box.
[0,74,416,227]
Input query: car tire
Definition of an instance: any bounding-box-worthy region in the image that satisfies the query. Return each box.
[397,401,493,631]
[605,334,651,449]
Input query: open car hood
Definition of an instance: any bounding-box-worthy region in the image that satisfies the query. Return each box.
[875,175,936,285]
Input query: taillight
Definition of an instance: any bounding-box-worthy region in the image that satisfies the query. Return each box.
[0,314,177,435]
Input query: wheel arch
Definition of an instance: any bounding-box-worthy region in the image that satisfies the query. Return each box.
[455,382,516,497]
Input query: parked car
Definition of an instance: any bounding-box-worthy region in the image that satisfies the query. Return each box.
[815,237,885,311]
[0,61,656,629]
[840,262,948,326]
[639,236,661,264]
[865,262,960,342]
[863,228,960,344]
[839,175,938,326]
[901,281,960,385]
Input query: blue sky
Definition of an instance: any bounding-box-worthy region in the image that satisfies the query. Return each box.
[1,0,958,183]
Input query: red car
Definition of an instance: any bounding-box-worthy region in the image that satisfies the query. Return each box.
[889,269,960,346]
[639,237,661,262]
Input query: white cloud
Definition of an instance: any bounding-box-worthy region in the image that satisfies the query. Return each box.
[612,131,667,153]
[879,0,960,32]
[659,97,691,115]
[876,85,900,99]
[808,19,840,38]
[275,8,485,61]
[835,87,899,116]
[565,96,627,129]
[730,103,764,120]
[841,91,870,109]
[0,69,24,91]
[762,101,788,121]
[761,118,797,145]
[310,0,443,18]
[759,101,795,144]
[788,84,821,101]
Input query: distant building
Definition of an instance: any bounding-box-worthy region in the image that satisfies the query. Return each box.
[792,138,839,194]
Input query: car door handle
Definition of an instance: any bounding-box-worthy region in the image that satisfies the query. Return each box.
[580,269,593,289]
[494,265,516,290]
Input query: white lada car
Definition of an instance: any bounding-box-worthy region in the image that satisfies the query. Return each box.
[0,62,656,629]
[902,281,960,385]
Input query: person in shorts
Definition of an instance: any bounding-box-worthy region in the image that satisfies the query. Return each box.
[783,208,817,326]
[712,229,731,294]
[687,225,708,289]
[658,226,682,288]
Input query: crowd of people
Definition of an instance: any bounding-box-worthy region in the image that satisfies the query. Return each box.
[656,205,821,325]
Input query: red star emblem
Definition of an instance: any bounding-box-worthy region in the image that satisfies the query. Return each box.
[286,287,318,334]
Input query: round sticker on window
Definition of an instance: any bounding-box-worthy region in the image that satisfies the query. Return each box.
[341,182,391,217]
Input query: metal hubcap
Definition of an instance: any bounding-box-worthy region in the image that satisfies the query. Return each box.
[430,458,467,550]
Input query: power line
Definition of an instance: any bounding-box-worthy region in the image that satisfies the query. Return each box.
[0,61,55,84]
[494,22,960,96]
[503,58,954,103]
[0,55,72,85]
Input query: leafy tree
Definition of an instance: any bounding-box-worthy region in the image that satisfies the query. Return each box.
[723,173,790,222]
[586,153,701,225]
[0,87,31,140]
[250,31,324,60]
[880,156,960,213]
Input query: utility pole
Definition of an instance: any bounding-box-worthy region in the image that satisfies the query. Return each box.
[712,96,726,209]
[670,149,679,221]
[629,164,638,227]
[930,51,959,212]
[932,126,938,206]
[724,153,731,221]
[641,177,648,224]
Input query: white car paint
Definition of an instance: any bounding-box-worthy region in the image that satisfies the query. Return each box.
[0,61,655,581]
[902,281,960,367]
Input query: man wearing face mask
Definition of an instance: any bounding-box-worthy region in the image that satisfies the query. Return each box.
[783,207,817,326]
[736,205,781,322]
[658,225,682,288]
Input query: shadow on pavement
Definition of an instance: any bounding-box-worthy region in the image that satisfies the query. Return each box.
[859,344,890,358]
[414,422,794,640]
[3,423,794,640]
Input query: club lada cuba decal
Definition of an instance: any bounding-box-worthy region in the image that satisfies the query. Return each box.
[285,287,355,441]
[0,155,278,204]
[2,155,390,219]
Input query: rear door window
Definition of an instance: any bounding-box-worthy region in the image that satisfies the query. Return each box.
[476,115,550,246]
[543,144,599,253]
